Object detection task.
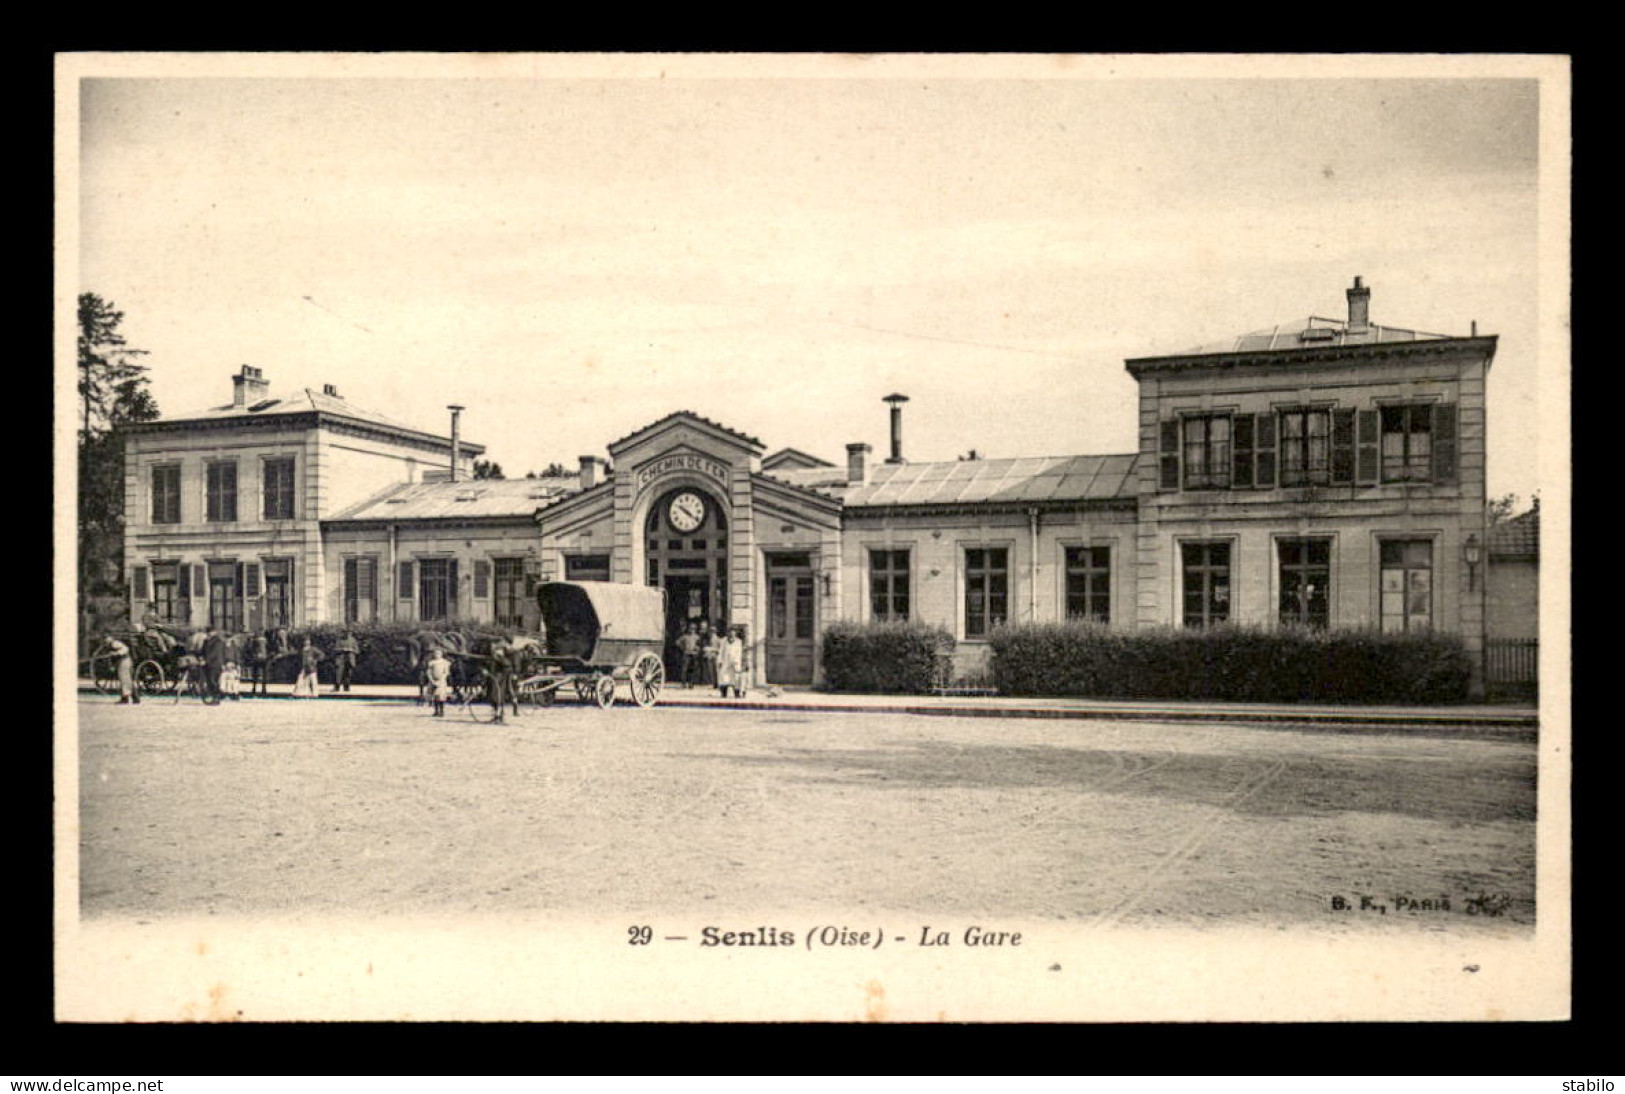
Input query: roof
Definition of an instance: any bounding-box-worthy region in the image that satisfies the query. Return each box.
[144,387,485,453]
[324,476,580,522]
[606,411,764,454]
[1181,316,1456,357]
[761,447,836,471]
[841,454,1141,508]
[1489,509,1540,558]
[759,465,853,492]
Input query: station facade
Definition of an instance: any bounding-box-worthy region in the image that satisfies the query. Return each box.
[122,279,1504,693]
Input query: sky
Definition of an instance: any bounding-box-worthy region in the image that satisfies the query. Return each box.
[72,58,1557,502]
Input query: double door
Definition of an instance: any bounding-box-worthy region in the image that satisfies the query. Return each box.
[765,555,816,685]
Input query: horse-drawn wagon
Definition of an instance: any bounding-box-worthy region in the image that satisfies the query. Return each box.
[516,580,667,709]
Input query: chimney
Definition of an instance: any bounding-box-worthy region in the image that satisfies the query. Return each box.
[1346,276,1371,334]
[447,404,465,483]
[322,383,340,398]
[883,393,910,464]
[578,455,601,491]
[231,365,270,408]
[846,442,872,485]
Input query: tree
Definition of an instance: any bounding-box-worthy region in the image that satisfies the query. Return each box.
[473,459,504,480]
[527,462,571,478]
[1487,493,1519,525]
[78,294,160,612]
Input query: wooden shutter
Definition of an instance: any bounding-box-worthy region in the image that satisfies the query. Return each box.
[398,560,414,599]
[447,559,460,617]
[1254,413,1277,488]
[1330,409,1356,484]
[132,565,150,600]
[191,563,207,597]
[1158,419,1180,491]
[1432,402,1458,483]
[1231,414,1255,489]
[474,559,491,598]
[244,562,261,597]
[1356,410,1380,484]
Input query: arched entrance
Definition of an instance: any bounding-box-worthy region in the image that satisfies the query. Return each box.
[644,485,729,673]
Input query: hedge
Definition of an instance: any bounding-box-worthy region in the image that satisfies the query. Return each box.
[821,620,956,694]
[988,622,1473,704]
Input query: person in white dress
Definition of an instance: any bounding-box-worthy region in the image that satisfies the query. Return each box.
[716,626,747,699]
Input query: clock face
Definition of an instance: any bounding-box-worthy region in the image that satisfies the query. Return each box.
[668,492,707,532]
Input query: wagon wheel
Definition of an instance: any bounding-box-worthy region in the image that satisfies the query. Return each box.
[592,675,616,709]
[628,653,664,709]
[91,654,118,695]
[135,660,168,695]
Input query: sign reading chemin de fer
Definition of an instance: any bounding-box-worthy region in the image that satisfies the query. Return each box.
[637,453,731,492]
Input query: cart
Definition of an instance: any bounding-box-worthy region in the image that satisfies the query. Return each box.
[516,581,667,709]
[85,629,194,696]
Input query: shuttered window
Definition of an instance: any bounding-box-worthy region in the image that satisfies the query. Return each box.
[1182,415,1231,490]
[132,565,150,600]
[262,457,296,520]
[398,561,414,600]
[205,461,238,522]
[1330,409,1357,484]
[1356,409,1380,484]
[1231,415,1255,489]
[151,466,181,524]
[1432,403,1458,483]
[243,562,261,597]
[1158,419,1180,491]
[345,557,377,624]
[473,559,491,599]
[1254,412,1277,488]
[1279,410,1331,487]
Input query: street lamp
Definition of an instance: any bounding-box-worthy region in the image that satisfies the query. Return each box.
[1464,533,1482,591]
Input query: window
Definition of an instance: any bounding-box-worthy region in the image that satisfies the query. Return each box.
[494,558,528,627]
[870,549,910,622]
[1182,542,1231,628]
[1381,405,1433,483]
[964,547,1008,638]
[263,559,292,628]
[1380,540,1433,632]
[207,562,241,633]
[150,562,187,623]
[1182,415,1232,489]
[1065,546,1111,624]
[1279,410,1331,487]
[205,461,238,522]
[151,466,181,524]
[344,557,377,624]
[565,554,611,582]
[417,558,457,622]
[1278,538,1331,628]
[263,457,295,520]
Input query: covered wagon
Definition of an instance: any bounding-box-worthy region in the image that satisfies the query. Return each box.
[516,581,668,708]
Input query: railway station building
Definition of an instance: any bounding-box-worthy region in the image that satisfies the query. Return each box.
[122,278,1507,693]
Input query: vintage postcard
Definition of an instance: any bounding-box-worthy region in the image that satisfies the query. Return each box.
[54,52,1570,1022]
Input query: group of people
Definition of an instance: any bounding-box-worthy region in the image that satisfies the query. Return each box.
[422,636,530,723]
[101,615,363,705]
[674,620,749,698]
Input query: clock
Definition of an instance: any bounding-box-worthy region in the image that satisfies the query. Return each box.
[668,492,706,532]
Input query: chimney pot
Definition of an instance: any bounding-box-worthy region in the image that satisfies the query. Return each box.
[846,442,872,484]
[578,455,600,491]
[232,364,271,408]
[447,405,465,483]
[1346,276,1371,333]
[882,393,910,464]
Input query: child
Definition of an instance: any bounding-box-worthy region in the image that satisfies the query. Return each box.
[292,639,323,698]
[219,659,242,701]
[676,622,700,688]
[425,649,451,718]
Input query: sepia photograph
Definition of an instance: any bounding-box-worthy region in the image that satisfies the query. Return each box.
[54,52,1570,1023]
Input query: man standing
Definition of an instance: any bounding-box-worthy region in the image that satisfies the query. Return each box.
[486,639,517,724]
[333,631,360,693]
[246,630,271,696]
[201,625,227,705]
[676,623,700,689]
